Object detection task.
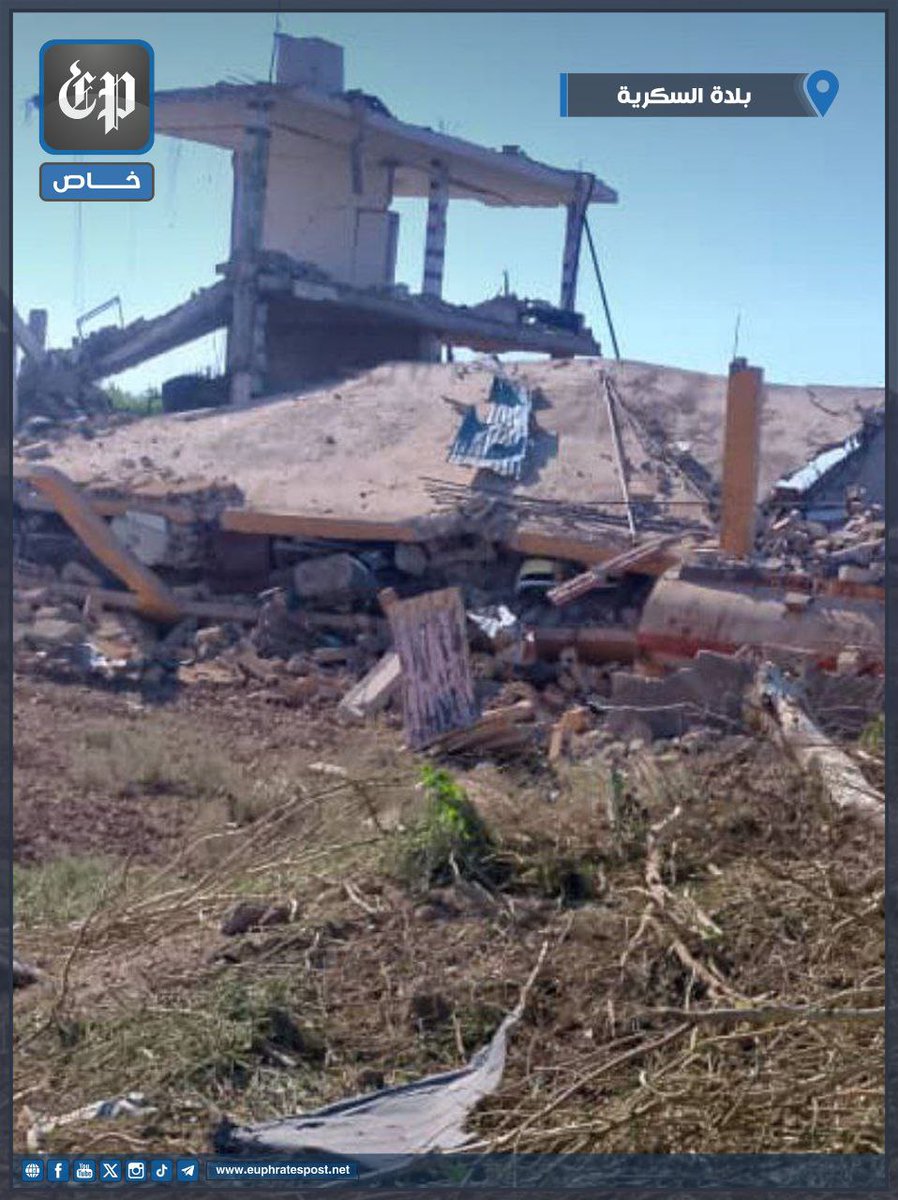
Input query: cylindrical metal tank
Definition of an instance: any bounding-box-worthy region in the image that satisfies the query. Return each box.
[638,572,884,672]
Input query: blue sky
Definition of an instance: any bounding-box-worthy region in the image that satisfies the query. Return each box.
[13,10,885,390]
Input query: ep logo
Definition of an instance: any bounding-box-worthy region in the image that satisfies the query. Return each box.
[40,40,153,154]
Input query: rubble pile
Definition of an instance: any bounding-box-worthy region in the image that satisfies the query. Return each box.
[12,496,884,769]
[758,501,885,584]
[10,359,885,768]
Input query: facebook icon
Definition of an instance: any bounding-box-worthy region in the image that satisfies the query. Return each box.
[47,1160,70,1182]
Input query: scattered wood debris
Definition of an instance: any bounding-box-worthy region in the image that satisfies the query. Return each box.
[429,699,536,756]
[547,535,679,607]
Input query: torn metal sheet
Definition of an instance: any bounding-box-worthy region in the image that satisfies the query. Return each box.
[773,411,884,507]
[215,1009,518,1167]
[448,376,531,479]
[774,431,863,498]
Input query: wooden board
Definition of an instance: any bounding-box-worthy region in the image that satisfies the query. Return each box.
[22,465,183,622]
[380,587,480,750]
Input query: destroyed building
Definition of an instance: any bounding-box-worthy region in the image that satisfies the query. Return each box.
[14,34,617,422]
[10,35,885,767]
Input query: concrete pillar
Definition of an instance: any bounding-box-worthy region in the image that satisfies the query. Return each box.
[227,102,271,406]
[27,309,48,352]
[559,173,592,312]
[422,162,449,297]
[719,358,765,559]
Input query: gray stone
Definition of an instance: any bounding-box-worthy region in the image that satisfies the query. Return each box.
[26,618,84,647]
[293,553,377,602]
[394,543,429,577]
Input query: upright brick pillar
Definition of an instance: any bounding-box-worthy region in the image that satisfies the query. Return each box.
[719,358,764,559]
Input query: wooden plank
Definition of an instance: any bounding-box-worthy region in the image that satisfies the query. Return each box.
[528,626,638,664]
[338,650,402,720]
[547,534,681,606]
[22,465,183,622]
[430,701,535,754]
[222,508,421,543]
[380,586,479,750]
[548,705,591,763]
[50,581,259,624]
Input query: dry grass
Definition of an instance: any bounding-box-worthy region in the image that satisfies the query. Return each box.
[14,704,883,1159]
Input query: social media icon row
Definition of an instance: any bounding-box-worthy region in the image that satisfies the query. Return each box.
[22,1157,200,1182]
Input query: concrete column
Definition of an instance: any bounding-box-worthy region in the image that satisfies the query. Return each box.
[27,309,48,352]
[227,103,271,406]
[559,173,592,312]
[719,358,765,559]
[422,162,449,297]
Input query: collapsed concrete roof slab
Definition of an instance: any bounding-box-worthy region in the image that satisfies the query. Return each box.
[155,82,617,210]
[14,359,883,565]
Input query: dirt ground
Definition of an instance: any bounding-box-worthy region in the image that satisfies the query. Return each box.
[13,668,884,1159]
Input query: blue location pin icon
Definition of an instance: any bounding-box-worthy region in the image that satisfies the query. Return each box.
[805,70,839,116]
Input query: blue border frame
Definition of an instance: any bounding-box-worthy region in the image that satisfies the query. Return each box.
[1,6,893,1195]
[38,38,154,155]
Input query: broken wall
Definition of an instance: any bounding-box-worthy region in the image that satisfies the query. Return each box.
[260,133,397,287]
[264,307,433,389]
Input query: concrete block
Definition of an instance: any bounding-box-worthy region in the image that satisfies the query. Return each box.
[293,553,377,603]
[607,650,751,739]
[394,543,429,577]
[110,510,170,567]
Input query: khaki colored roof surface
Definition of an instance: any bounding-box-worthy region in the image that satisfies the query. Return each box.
[26,358,882,541]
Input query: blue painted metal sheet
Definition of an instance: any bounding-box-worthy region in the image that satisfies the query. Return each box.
[447,376,531,479]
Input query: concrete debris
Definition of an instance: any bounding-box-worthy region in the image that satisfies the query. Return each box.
[753,663,884,832]
[10,343,883,780]
[337,650,402,721]
[393,542,429,577]
[757,503,884,580]
[601,651,754,742]
[109,510,170,567]
[293,553,378,604]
